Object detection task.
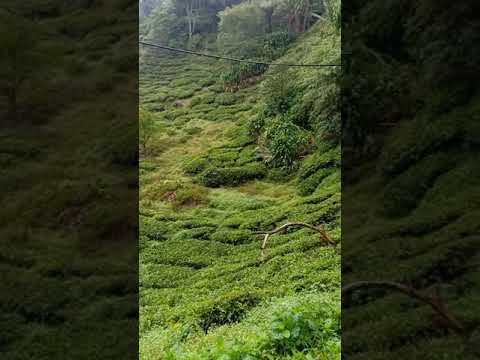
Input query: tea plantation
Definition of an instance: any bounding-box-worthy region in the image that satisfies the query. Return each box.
[139,22,341,359]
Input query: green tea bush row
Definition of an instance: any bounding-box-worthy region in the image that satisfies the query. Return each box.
[222,63,268,89]
[197,163,267,187]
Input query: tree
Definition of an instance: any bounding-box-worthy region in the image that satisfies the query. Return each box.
[142,0,245,46]
[218,1,271,57]
[281,0,312,33]
[177,0,201,39]
[140,0,165,18]
[139,108,156,156]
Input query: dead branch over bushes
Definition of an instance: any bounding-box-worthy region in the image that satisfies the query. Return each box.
[342,281,466,335]
[256,222,335,259]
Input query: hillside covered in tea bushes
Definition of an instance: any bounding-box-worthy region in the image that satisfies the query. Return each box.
[139,1,341,358]
[342,1,480,358]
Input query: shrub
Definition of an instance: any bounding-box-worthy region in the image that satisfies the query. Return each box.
[236,145,261,166]
[248,113,265,136]
[210,229,252,244]
[209,150,238,165]
[190,93,216,107]
[226,126,255,147]
[298,168,335,196]
[297,146,340,181]
[140,218,167,242]
[173,184,209,208]
[197,291,260,333]
[215,93,239,106]
[172,227,211,241]
[197,163,267,187]
[184,149,240,177]
[222,63,268,88]
[139,107,157,156]
[184,126,202,136]
[309,69,341,141]
[170,88,194,100]
[263,31,295,60]
[266,299,340,355]
[184,156,209,175]
[264,116,309,168]
[262,71,298,116]
[381,152,456,217]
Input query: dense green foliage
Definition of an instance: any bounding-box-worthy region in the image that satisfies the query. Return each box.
[140,0,329,47]
[254,20,340,168]
[139,6,340,358]
[140,0,337,91]
[342,1,480,358]
[0,1,138,359]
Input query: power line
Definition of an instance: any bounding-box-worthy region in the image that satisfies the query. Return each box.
[140,41,341,68]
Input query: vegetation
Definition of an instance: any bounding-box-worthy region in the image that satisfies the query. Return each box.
[342,0,480,358]
[0,1,138,359]
[140,1,340,358]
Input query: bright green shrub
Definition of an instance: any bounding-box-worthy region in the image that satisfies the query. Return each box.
[184,156,209,175]
[172,227,212,241]
[308,69,341,141]
[298,168,335,196]
[264,116,309,168]
[174,184,209,208]
[210,229,252,244]
[190,93,216,107]
[266,298,340,356]
[248,113,266,136]
[236,145,261,166]
[184,126,202,135]
[197,163,267,187]
[215,93,239,106]
[197,291,261,332]
[226,125,255,147]
[298,146,340,180]
[222,63,268,88]
[176,89,195,100]
[262,71,298,116]
[297,146,340,195]
[209,150,238,165]
[140,217,167,241]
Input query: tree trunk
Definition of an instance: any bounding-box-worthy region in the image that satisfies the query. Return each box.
[186,2,194,39]
[294,12,301,32]
[265,8,274,33]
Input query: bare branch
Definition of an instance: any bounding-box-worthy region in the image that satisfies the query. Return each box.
[257,222,335,260]
[342,281,465,335]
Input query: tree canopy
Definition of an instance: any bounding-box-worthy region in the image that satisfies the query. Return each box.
[140,0,331,50]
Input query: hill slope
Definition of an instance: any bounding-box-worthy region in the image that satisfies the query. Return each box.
[139,21,341,359]
[0,1,138,359]
[342,1,480,358]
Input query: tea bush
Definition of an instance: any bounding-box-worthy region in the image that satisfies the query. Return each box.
[139,20,341,360]
[222,63,268,88]
[197,163,267,187]
[196,290,261,332]
[210,229,252,244]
